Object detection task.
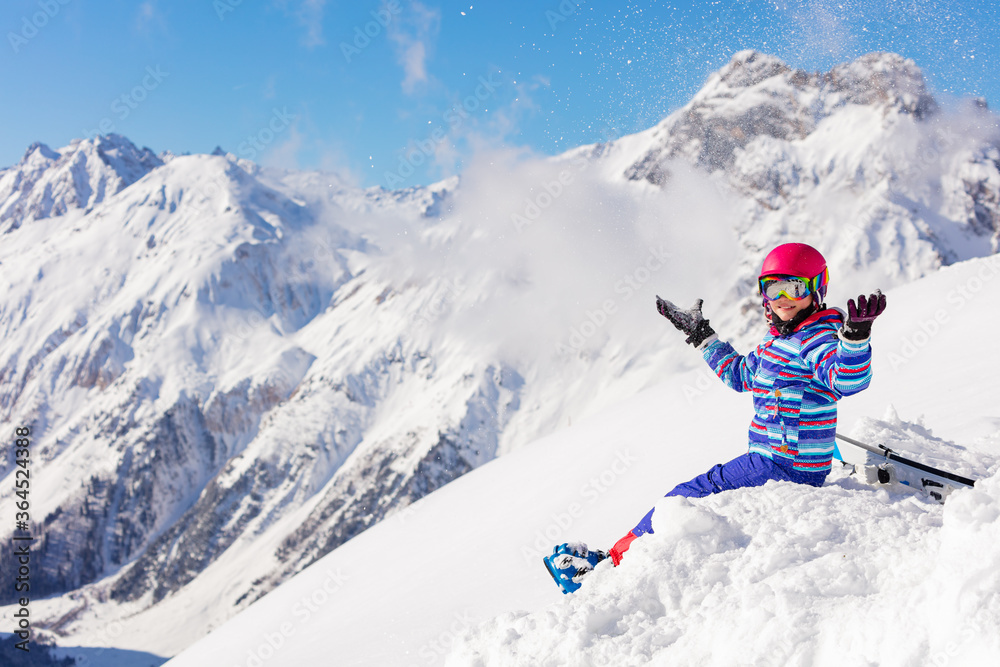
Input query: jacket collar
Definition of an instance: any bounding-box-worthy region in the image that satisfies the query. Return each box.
[768,307,842,337]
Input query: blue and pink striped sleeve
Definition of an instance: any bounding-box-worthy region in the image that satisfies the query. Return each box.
[702,339,757,393]
[802,330,872,397]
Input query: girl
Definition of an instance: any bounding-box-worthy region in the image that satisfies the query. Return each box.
[544,243,887,593]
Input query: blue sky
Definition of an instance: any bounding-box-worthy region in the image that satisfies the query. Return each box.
[1,0,998,188]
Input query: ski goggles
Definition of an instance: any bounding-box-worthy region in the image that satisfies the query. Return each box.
[759,270,827,301]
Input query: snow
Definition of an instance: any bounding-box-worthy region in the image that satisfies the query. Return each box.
[163,254,1000,667]
[452,473,1000,666]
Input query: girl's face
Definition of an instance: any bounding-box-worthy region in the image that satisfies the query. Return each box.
[770,293,814,321]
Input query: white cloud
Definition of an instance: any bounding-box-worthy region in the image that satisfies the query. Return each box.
[388,1,441,94]
[298,0,327,48]
[261,122,361,188]
[261,124,304,170]
[368,146,741,367]
[135,0,167,35]
[275,0,327,49]
[262,75,277,100]
[399,40,429,93]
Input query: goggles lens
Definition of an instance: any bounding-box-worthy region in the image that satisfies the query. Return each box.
[760,276,812,301]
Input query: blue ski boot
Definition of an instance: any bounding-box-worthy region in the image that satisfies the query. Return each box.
[542,542,608,594]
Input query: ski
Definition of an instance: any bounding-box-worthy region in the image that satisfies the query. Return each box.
[833,433,975,502]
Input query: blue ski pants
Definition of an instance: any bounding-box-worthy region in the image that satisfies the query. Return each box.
[629,452,828,536]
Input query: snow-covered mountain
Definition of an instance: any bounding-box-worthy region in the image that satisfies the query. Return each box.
[0,50,998,661]
[0,133,163,231]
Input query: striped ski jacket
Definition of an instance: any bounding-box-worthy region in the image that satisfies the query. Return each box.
[701,309,872,473]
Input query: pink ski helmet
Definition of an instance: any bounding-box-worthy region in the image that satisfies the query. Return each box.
[758,242,829,301]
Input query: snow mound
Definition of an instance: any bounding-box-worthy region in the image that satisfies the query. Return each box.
[849,406,992,482]
[448,467,1000,666]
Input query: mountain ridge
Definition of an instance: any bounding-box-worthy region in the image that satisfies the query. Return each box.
[0,134,163,231]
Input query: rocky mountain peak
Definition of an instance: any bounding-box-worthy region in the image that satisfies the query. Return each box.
[714,50,792,89]
[21,140,62,163]
[0,134,163,231]
[824,51,937,118]
[624,51,941,184]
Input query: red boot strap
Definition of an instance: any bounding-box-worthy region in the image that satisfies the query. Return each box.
[609,531,639,566]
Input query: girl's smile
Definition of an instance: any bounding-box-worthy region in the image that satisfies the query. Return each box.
[771,294,814,321]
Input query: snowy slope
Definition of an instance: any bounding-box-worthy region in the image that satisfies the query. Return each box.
[163,254,1000,667]
[1,51,999,660]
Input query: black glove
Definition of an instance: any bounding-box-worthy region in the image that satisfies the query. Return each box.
[656,296,716,347]
[841,290,887,341]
